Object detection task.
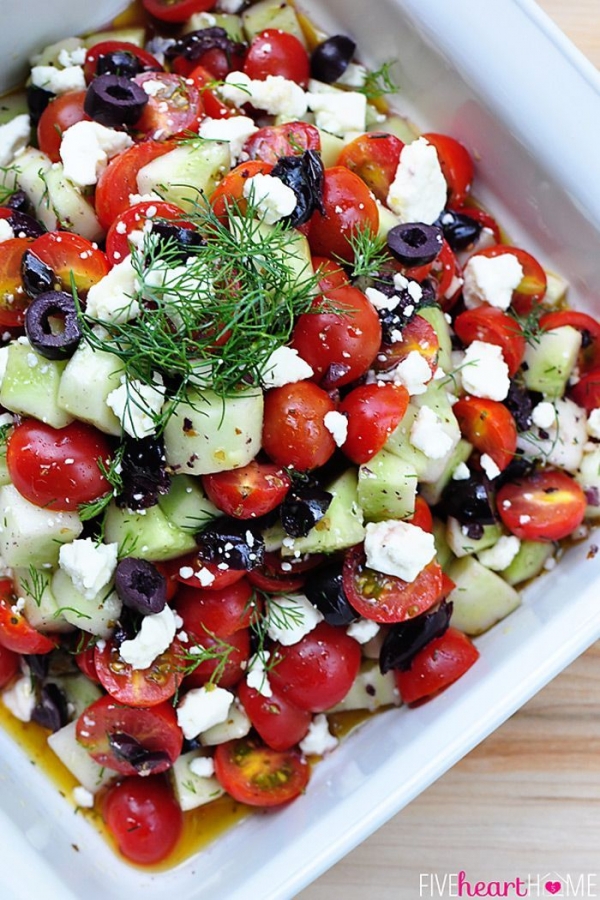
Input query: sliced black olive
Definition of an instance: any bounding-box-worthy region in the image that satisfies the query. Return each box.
[304,561,359,626]
[387,222,444,268]
[84,74,149,128]
[108,732,171,775]
[7,210,45,238]
[310,35,356,83]
[149,221,206,261]
[21,249,54,298]
[115,557,167,616]
[26,84,54,127]
[271,150,325,228]
[439,474,496,525]
[31,683,69,732]
[435,209,483,252]
[6,190,29,213]
[320,362,352,390]
[281,484,333,538]
[195,519,265,571]
[165,28,246,68]
[115,435,171,511]
[23,653,50,680]
[379,600,453,674]
[96,49,146,80]
[504,381,541,433]
[24,290,82,360]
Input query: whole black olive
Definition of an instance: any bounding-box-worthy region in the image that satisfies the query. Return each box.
[115,435,171,511]
[150,221,206,261]
[387,222,444,267]
[196,519,265,571]
[7,210,45,239]
[24,291,82,360]
[96,49,146,80]
[31,683,69,733]
[304,561,359,626]
[6,190,29,213]
[115,557,167,616]
[21,249,55,298]
[271,150,325,228]
[107,732,171,775]
[435,209,483,252]
[281,484,333,538]
[26,84,54,127]
[439,475,496,525]
[379,600,453,673]
[504,381,540,433]
[165,28,246,68]
[84,74,149,128]
[311,35,356,83]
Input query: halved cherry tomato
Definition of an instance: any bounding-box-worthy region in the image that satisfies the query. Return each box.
[211,159,273,220]
[76,695,183,776]
[307,166,379,263]
[0,643,19,688]
[337,132,404,203]
[244,30,310,87]
[102,776,182,865]
[338,383,409,464]
[83,40,162,82]
[247,551,323,594]
[174,578,258,637]
[0,237,35,327]
[313,256,350,293]
[202,460,291,519]
[75,636,100,683]
[497,469,587,541]
[242,121,320,165]
[540,310,600,374]
[423,133,474,206]
[291,285,382,388]
[95,140,174,230]
[0,580,56,654]
[133,72,203,140]
[237,681,311,751]
[37,91,88,162]
[187,64,235,120]
[214,735,309,807]
[453,396,517,471]
[28,231,109,295]
[173,555,247,590]
[342,545,443,624]
[374,313,439,374]
[105,200,195,266]
[569,367,600,412]
[410,496,434,533]
[182,627,250,689]
[94,637,185,707]
[262,381,336,470]
[472,245,547,315]
[430,239,461,306]
[142,0,217,22]
[394,627,479,704]
[454,306,525,376]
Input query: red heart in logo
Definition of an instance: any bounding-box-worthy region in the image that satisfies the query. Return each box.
[545,883,561,895]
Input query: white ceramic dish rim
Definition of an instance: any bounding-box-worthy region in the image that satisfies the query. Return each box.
[0,2,599,898]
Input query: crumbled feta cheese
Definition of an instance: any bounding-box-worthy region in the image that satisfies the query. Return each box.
[477,535,521,571]
[196,568,216,587]
[452,461,470,481]
[216,0,244,12]
[323,410,348,447]
[141,79,166,97]
[119,606,178,670]
[588,408,600,439]
[176,686,234,740]
[532,401,557,430]
[306,89,367,137]
[58,538,118,600]
[242,173,297,224]
[410,405,454,459]
[30,64,86,95]
[0,220,14,243]
[85,256,140,324]
[346,618,380,644]
[392,350,432,396]
[188,755,215,779]
[260,345,314,389]
[480,453,501,480]
[335,62,368,89]
[266,594,323,646]
[461,340,510,401]
[58,46,87,68]
[60,120,133,187]
[299,714,338,756]
[220,72,307,118]
[462,253,524,311]
[106,373,165,440]
[0,114,31,166]
[364,519,436,583]
[199,115,259,161]
[365,286,399,312]
[129,192,161,206]
[2,674,35,722]
[246,650,272,698]
[72,786,95,808]
[387,137,447,224]
[517,397,587,473]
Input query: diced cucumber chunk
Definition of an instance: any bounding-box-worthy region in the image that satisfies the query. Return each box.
[375,199,401,240]
[43,163,104,243]
[281,468,365,556]
[445,517,503,558]
[358,449,417,522]
[328,660,400,712]
[0,340,73,428]
[242,0,307,47]
[418,305,453,375]
[51,569,122,638]
[58,331,124,435]
[576,446,600,520]
[199,702,251,746]
[229,218,315,294]
[136,140,231,212]
[184,12,244,42]
[517,397,586,474]
[13,568,75,634]
[0,90,28,126]
[0,485,83,568]
[83,28,146,48]
[31,36,85,67]
[49,673,103,719]
[48,721,114,794]
[103,502,197,562]
[522,325,581,397]
[432,516,454,571]
[447,556,521,635]
[317,129,344,167]
[500,540,554,586]
[158,475,220,533]
[170,750,224,812]
[369,113,418,143]
[419,438,472,507]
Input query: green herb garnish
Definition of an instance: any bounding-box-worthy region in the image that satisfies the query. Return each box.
[359,61,399,100]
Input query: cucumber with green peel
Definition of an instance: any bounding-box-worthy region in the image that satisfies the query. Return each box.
[42,163,105,243]
[281,468,365,556]
[136,140,231,212]
[357,448,417,522]
[83,27,146,48]
[0,90,28,126]
[242,0,307,47]
[432,516,454,571]
[446,555,521,635]
[51,568,122,638]
[418,305,453,375]
[170,749,225,811]
[48,720,114,794]
[184,12,245,42]
[103,502,197,562]
[0,341,73,428]
[500,540,554,586]
[48,672,103,719]
[0,484,83,568]
[328,660,400,713]
[576,446,600,521]
[158,475,220,534]
[369,113,418,143]
[419,438,472,507]
[58,333,124,436]
[522,325,581,397]
[375,200,401,240]
[2,147,54,230]
[13,568,75,634]
[445,517,503,558]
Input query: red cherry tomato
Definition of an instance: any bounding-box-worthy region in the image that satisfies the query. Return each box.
[453,396,518,472]
[374,313,439,374]
[472,245,547,315]
[337,132,404,203]
[202,460,291,519]
[75,638,100,683]
[307,166,379,263]
[0,642,19,688]
[242,121,320,165]
[269,622,361,712]
[95,140,174,230]
[211,159,273,220]
[409,496,434,533]
[540,310,600,374]
[244,30,310,87]
[451,204,501,243]
[187,65,235,120]
[102,776,183,865]
[142,0,217,23]
[94,637,185,707]
[497,469,587,542]
[394,627,479,704]
[246,551,323,594]
[174,577,258,637]
[133,73,203,140]
[291,285,382,388]
[76,695,183,775]
[6,420,112,512]
[0,237,35,327]
[105,200,195,266]
[569,368,600,412]
[83,41,162,82]
[430,239,461,306]
[237,681,311,751]
[454,306,525,376]
[0,582,57,654]
[262,381,336,470]
[342,545,443,624]
[313,256,350,293]
[37,91,88,162]
[173,554,247,590]
[29,231,109,295]
[214,735,309,807]
[182,627,250,690]
[423,133,474,206]
[338,383,409,464]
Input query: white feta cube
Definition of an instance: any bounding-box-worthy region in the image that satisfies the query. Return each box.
[461,340,510,401]
[58,538,118,601]
[0,114,31,166]
[387,137,447,225]
[463,253,524,311]
[260,345,314,388]
[176,686,234,740]
[119,605,178,671]
[243,172,297,224]
[266,594,323,646]
[364,519,436,583]
[60,120,133,187]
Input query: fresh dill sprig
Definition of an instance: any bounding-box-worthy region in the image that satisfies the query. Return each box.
[345,225,390,281]
[79,444,125,523]
[0,422,12,447]
[178,631,237,686]
[20,565,50,608]
[359,61,399,100]
[507,304,547,347]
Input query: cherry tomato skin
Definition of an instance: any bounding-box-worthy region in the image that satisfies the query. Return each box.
[394,627,479,704]
[374,313,439,374]
[453,396,518,471]
[182,627,251,690]
[337,132,404,203]
[105,200,195,266]
[244,30,310,87]
[409,496,434,533]
[214,735,309,807]
[0,643,19,688]
[202,461,291,519]
[313,256,350,293]
[174,555,247,590]
[0,586,57,654]
[423,133,474,206]
[307,167,379,263]
[95,140,174,230]
[262,381,336,470]
[569,368,600,412]
[0,237,35,327]
[497,469,587,542]
[29,231,109,295]
[291,286,382,388]
[37,91,88,162]
[187,65,235,119]
[6,420,112,512]
[269,622,361,712]
[342,546,443,624]
[142,0,217,23]
[133,73,203,140]
[473,245,547,314]
[76,695,183,776]
[454,306,525,377]
[174,577,258,637]
[540,310,600,374]
[75,644,100,683]
[83,41,162,82]
[237,681,312,751]
[94,638,185,707]
[242,121,320,165]
[102,776,183,865]
[451,204,501,244]
[211,160,273,220]
[338,383,409,465]
[246,551,323,594]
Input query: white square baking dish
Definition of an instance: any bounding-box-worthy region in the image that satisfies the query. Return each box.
[1,2,600,898]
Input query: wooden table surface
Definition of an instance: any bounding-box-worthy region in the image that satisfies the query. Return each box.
[300,3,600,898]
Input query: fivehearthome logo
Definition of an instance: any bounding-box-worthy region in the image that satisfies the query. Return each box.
[419,871,599,897]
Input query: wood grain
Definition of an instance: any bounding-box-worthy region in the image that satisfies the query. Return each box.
[300,4,600,897]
